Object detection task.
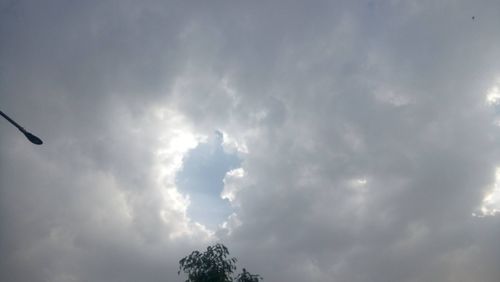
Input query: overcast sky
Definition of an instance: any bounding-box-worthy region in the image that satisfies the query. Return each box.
[2,1,500,281]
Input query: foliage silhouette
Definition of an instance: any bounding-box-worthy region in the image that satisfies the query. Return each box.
[178,243,262,282]
[235,268,262,282]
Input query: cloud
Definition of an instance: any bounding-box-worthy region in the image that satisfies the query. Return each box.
[2,1,500,282]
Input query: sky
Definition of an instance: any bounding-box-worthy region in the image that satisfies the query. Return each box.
[1,1,500,281]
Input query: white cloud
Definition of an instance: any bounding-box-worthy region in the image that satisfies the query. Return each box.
[474,167,500,217]
[486,80,500,106]
[221,168,245,203]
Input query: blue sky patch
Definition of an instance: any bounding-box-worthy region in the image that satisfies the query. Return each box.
[176,131,241,229]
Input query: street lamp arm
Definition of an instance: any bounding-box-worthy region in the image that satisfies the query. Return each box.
[0,110,25,132]
[0,110,43,145]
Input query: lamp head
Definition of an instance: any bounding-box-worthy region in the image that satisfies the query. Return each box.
[23,131,43,145]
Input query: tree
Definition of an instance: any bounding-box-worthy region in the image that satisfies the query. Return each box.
[235,268,262,282]
[178,243,262,282]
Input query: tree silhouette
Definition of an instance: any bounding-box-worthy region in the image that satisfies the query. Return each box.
[235,268,262,282]
[178,243,262,282]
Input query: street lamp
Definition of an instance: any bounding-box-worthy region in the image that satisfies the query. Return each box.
[0,110,43,145]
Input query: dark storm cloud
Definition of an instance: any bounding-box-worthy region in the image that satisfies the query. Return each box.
[2,1,500,282]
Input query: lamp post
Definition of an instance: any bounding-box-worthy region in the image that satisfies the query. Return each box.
[0,110,43,145]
